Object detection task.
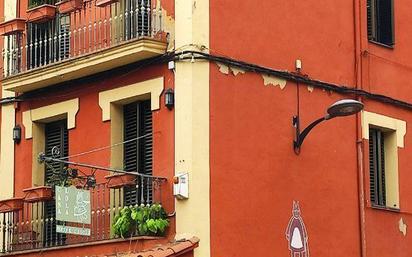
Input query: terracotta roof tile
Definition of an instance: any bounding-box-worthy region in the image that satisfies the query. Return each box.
[115,237,199,257]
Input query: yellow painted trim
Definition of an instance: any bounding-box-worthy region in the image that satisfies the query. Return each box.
[31,123,45,186]
[22,98,79,139]
[98,77,164,121]
[4,0,17,21]
[361,111,406,147]
[361,111,405,209]
[98,77,163,171]
[175,0,210,256]
[0,90,15,200]
[3,39,167,93]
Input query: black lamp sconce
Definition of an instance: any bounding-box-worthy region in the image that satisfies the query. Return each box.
[13,125,22,144]
[293,99,364,154]
[165,88,174,110]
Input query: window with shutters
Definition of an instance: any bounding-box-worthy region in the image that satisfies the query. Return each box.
[123,100,153,206]
[368,126,400,209]
[363,111,404,210]
[44,120,68,247]
[367,0,394,46]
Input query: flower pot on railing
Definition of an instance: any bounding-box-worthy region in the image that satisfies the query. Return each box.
[0,18,26,36]
[95,0,118,7]
[105,173,136,189]
[27,4,57,23]
[0,197,24,213]
[23,186,53,203]
[56,0,83,14]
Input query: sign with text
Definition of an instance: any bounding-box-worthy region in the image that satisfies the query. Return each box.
[56,186,91,224]
[56,225,91,236]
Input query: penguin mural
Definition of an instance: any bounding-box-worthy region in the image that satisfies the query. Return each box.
[285,201,309,257]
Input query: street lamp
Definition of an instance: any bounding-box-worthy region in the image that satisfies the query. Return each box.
[293,99,364,154]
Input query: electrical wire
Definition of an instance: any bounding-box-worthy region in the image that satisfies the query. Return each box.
[6,49,412,112]
[174,50,412,111]
[59,132,153,160]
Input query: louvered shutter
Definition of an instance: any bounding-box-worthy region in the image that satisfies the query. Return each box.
[44,120,68,247]
[123,101,153,206]
[367,0,376,41]
[139,101,153,202]
[369,128,386,206]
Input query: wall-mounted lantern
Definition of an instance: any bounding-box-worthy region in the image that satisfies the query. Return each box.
[13,125,21,144]
[165,88,174,110]
[293,99,364,154]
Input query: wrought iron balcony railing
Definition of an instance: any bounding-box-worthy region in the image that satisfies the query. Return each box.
[0,174,166,254]
[2,0,163,78]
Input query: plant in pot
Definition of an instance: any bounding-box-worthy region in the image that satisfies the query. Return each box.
[113,204,169,238]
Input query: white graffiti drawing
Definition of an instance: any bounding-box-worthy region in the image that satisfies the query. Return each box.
[73,191,90,223]
[285,201,309,257]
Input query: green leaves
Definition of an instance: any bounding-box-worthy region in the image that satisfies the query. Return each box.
[113,207,134,238]
[112,204,170,238]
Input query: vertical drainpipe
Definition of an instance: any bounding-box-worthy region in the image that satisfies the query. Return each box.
[354,0,367,256]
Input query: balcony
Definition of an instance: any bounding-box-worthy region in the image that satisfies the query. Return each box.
[0,173,168,254]
[2,0,167,93]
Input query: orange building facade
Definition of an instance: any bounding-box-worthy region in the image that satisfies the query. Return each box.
[0,0,411,257]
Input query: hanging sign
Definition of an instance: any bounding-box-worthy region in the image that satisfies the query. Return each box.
[55,185,91,224]
[56,225,91,236]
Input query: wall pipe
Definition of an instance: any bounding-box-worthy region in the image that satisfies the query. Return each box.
[353,0,367,255]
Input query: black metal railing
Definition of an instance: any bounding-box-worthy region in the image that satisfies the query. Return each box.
[0,176,165,253]
[2,0,163,77]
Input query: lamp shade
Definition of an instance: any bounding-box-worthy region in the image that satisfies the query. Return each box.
[327,99,364,118]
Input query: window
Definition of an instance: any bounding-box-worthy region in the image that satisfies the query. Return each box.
[44,120,68,247]
[367,0,394,46]
[363,111,405,210]
[123,100,153,206]
[368,126,400,209]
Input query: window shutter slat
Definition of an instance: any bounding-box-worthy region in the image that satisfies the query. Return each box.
[123,100,153,206]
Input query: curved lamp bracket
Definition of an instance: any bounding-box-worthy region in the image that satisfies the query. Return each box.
[293,115,328,154]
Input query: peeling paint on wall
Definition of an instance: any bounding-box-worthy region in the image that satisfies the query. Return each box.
[216,63,230,75]
[399,218,407,236]
[231,67,245,76]
[158,0,175,51]
[215,63,245,76]
[262,74,287,89]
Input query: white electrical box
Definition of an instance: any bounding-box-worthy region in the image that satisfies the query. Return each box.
[173,172,189,200]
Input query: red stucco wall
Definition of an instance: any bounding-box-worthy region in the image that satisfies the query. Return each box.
[210,0,412,256]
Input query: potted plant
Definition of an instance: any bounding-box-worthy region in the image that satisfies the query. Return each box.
[113,204,169,238]
[0,197,24,213]
[56,0,83,14]
[23,186,53,203]
[105,173,136,189]
[27,0,56,23]
[0,18,26,36]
